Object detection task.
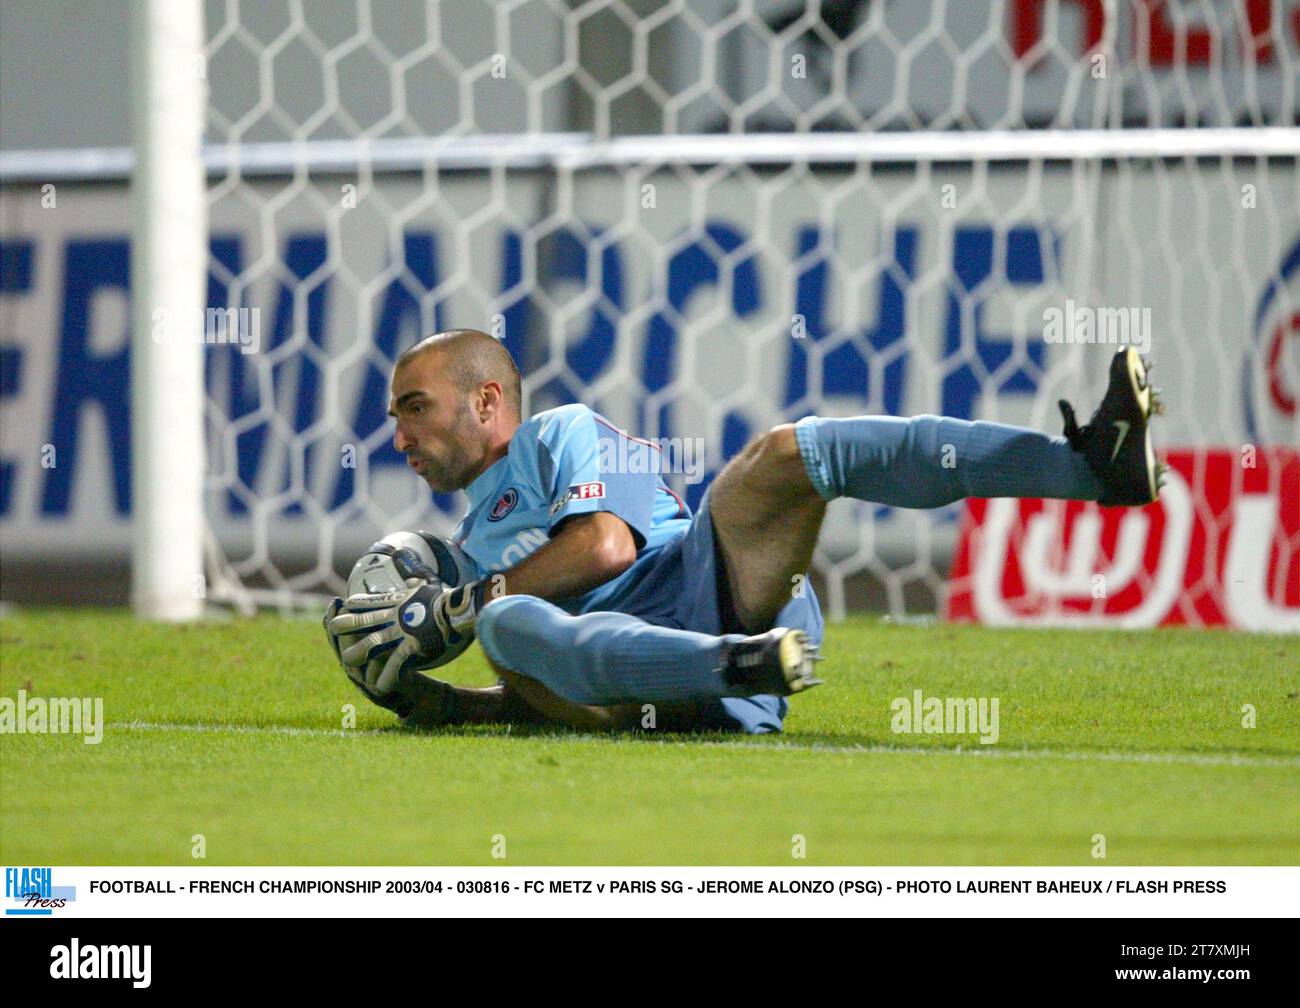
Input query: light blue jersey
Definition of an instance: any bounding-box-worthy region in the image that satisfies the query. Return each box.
[452,404,692,616]
[456,402,825,733]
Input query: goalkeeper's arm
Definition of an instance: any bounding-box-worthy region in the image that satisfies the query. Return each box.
[485,511,637,602]
[329,510,638,678]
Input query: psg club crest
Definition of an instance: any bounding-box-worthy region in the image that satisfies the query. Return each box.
[488,488,519,522]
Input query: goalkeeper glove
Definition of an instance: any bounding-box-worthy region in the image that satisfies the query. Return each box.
[324,596,420,715]
[328,576,497,690]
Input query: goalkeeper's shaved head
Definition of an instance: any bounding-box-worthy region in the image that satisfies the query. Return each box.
[398,329,522,419]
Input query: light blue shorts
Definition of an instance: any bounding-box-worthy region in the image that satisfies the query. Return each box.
[574,484,825,734]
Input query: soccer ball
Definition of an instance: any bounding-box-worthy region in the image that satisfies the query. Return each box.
[347,530,477,596]
[345,531,479,670]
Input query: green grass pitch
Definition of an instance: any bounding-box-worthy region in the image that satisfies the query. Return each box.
[1,609,1296,865]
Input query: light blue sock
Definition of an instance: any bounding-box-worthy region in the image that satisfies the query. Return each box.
[793,414,1101,506]
[476,595,747,706]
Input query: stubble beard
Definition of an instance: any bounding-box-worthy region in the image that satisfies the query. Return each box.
[415,406,485,493]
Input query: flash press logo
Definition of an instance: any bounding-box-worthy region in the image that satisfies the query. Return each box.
[4,866,76,915]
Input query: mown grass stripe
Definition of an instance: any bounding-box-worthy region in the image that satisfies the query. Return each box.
[103,720,1299,767]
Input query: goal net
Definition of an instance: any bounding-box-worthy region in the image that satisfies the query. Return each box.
[186,0,1297,628]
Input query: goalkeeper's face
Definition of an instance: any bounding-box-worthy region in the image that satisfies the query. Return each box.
[389,355,492,493]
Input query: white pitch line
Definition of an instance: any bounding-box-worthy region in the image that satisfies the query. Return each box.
[105,721,1299,768]
[108,720,388,739]
[690,739,1300,768]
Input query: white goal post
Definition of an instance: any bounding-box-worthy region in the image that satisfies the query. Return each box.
[131,0,207,620]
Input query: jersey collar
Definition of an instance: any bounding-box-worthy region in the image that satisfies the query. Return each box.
[464,453,511,509]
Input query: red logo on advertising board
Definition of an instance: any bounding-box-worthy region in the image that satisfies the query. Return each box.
[946,448,1299,631]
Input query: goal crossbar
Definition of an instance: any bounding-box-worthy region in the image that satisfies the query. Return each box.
[4,127,1296,183]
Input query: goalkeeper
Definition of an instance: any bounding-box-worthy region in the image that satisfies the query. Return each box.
[325,328,1163,733]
